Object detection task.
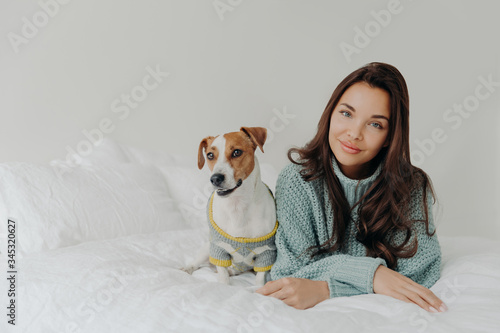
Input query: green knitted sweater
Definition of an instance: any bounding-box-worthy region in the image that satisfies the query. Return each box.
[270,156,441,298]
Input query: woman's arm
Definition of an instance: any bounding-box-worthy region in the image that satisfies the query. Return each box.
[393,186,441,288]
[258,164,387,307]
[372,184,446,312]
[271,221,387,298]
[258,165,445,312]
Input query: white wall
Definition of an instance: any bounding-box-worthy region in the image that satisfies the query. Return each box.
[1,0,499,239]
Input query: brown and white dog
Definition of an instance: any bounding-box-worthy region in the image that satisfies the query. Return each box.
[182,127,277,286]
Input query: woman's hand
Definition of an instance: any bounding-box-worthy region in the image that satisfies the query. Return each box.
[373,265,447,313]
[256,277,330,310]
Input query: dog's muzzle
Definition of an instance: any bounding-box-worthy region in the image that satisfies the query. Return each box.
[214,178,243,197]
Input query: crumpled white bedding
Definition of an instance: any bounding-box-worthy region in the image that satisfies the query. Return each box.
[11,230,500,333]
[1,139,500,333]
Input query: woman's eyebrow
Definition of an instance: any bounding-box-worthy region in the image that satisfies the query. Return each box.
[340,103,389,121]
[339,103,355,111]
[372,115,390,121]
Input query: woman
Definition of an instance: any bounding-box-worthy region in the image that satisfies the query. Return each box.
[256,62,446,313]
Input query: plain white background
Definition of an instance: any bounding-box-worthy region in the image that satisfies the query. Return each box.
[0,0,499,239]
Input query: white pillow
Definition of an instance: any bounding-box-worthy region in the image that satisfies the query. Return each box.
[50,138,280,228]
[0,162,186,254]
[158,165,212,228]
[120,144,195,168]
[119,139,280,228]
[50,138,131,168]
[52,137,196,168]
[50,138,210,227]
[259,162,279,194]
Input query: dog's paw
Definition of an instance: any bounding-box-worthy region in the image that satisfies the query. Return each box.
[218,274,230,285]
[180,266,197,274]
[255,271,267,287]
[216,266,231,284]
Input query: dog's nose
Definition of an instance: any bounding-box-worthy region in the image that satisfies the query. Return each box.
[210,174,225,187]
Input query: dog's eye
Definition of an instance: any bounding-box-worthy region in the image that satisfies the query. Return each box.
[207,152,214,160]
[232,149,242,158]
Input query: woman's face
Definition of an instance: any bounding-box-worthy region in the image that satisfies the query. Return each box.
[329,82,391,179]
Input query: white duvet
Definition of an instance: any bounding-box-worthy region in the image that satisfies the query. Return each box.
[1,139,500,332]
[11,232,500,333]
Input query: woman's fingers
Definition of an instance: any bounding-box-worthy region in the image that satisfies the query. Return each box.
[255,280,281,296]
[256,278,329,309]
[410,283,447,312]
[256,278,292,299]
[404,290,436,312]
[256,279,293,303]
[268,289,287,301]
[397,279,447,312]
[388,282,443,312]
[373,265,447,313]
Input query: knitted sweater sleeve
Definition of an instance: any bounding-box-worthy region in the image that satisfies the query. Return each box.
[270,164,387,298]
[391,183,441,288]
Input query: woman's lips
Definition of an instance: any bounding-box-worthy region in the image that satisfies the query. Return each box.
[340,140,361,154]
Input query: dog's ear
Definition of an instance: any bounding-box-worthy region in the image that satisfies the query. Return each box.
[240,127,267,153]
[198,136,213,169]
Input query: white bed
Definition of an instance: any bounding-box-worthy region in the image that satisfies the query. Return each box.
[1,139,499,333]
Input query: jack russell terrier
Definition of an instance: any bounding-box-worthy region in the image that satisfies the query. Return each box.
[182,127,278,287]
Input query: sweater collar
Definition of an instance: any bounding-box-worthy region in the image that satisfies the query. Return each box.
[331,155,382,206]
[331,155,382,184]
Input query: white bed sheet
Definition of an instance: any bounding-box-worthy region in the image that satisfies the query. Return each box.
[2,141,499,332]
[7,229,500,333]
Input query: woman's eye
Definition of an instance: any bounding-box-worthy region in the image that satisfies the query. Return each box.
[370,122,382,129]
[207,152,214,160]
[232,149,242,158]
[340,111,352,118]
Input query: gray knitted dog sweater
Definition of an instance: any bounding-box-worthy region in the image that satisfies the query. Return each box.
[207,191,278,273]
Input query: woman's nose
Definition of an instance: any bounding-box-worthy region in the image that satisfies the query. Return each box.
[347,124,363,140]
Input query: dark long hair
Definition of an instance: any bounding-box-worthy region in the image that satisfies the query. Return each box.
[289,62,435,269]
